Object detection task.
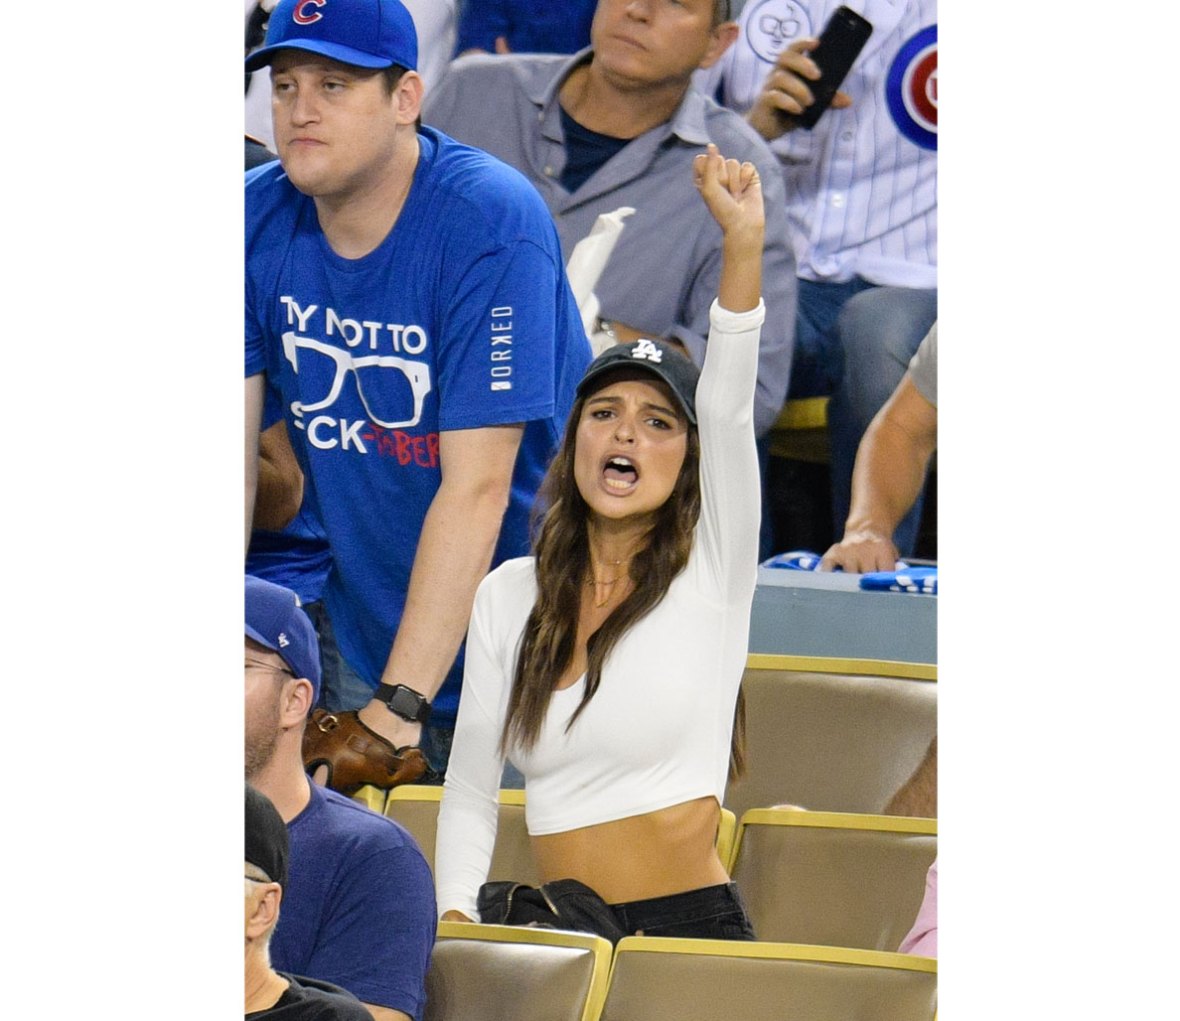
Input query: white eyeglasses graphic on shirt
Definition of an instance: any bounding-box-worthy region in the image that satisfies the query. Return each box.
[760,14,802,47]
[282,331,433,430]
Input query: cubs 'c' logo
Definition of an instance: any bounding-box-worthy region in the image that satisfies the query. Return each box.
[293,0,326,25]
[886,25,937,151]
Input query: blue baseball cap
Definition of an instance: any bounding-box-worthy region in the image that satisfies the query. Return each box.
[245,575,322,706]
[244,0,418,73]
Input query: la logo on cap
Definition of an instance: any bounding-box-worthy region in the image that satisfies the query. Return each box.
[630,339,663,363]
[278,632,290,648]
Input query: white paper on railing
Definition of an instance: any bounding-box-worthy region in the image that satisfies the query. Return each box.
[564,206,635,347]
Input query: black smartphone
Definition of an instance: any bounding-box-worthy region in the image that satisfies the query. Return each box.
[795,6,873,129]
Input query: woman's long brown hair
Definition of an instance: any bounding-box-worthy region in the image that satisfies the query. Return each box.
[500,387,747,781]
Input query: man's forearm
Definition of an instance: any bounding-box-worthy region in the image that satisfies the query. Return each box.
[844,422,931,537]
[820,378,936,573]
[377,478,509,699]
[355,424,524,750]
[844,387,937,537]
[253,421,304,532]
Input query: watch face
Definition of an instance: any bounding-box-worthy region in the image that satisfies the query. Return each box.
[389,687,426,721]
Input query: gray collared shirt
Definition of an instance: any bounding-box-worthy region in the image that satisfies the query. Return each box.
[424,48,797,437]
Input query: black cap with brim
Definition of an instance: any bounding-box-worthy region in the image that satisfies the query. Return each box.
[576,338,701,425]
[246,783,289,888]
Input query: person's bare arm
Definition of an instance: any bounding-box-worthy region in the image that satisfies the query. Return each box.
[356,424,525,748]
[746,38,853,142]
[819,375,937,573]
[694,144,764,314]
[601,148,765,359]
[252,420,304,532]
[245,373,265,557]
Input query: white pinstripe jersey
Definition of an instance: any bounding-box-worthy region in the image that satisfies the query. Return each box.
[698,0,937,286]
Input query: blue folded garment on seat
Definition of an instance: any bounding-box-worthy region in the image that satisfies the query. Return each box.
[762,550,823,571]
[859,567,937,595]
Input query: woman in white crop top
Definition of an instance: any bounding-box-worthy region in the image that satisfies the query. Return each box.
[435,146,765,940]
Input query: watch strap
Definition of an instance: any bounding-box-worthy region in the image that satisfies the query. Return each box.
[374,683,432,724]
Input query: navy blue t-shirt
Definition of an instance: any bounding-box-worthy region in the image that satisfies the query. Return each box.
[558,106,630,193]
[271,784,436,1020]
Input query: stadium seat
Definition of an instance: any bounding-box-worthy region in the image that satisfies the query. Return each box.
[716,807,737,874]
[426,921,612,1021]
[385,786,541,885]
[599,937,936,1021]
[351,785,388,813]
[769,396,830,463]
[729,807,936,950]
[724,655,936,819]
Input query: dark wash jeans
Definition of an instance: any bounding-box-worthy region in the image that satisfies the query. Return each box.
[478,878,756,944]
[611,882,756,941]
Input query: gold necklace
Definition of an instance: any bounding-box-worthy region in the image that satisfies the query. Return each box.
[587,559,629,608]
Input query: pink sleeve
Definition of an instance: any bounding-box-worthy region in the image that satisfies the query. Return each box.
[898,858,938,957]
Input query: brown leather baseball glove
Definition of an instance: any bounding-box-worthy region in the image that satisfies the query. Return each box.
[302,708,433,794]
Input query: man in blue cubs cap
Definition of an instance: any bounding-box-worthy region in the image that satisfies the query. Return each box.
[244,0,591,788]
[244,575,437,1021]
[244,0,418,72]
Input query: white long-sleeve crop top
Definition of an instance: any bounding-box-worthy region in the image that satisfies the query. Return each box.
[435,299,765,920]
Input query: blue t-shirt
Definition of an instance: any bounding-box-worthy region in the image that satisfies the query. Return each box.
[272,784,437,1020]
[246,127,590,725]
[245,509,332,606]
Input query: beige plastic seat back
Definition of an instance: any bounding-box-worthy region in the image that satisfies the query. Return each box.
[351,785,388,813]
[383,786,444,863]
[485,792,540,884]
[724,657,937,819]
[600,938,936,1021]
[385,787,541,885]
[426,922,612,1021]
[715,807,737,872]
[730,808,936,950]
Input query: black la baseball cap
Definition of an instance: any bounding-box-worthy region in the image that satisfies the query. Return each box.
[576,338,701,425]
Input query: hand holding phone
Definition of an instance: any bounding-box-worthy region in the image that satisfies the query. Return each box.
[794,6,873,129]
[747,7,873,141]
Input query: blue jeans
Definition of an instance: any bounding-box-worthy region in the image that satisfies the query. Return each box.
[610,882,756,940]
[792,280,937,556]
[303,600,370,714]
[417,723,455,784]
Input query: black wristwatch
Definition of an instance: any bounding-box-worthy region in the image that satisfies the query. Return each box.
[374,683,432,724]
